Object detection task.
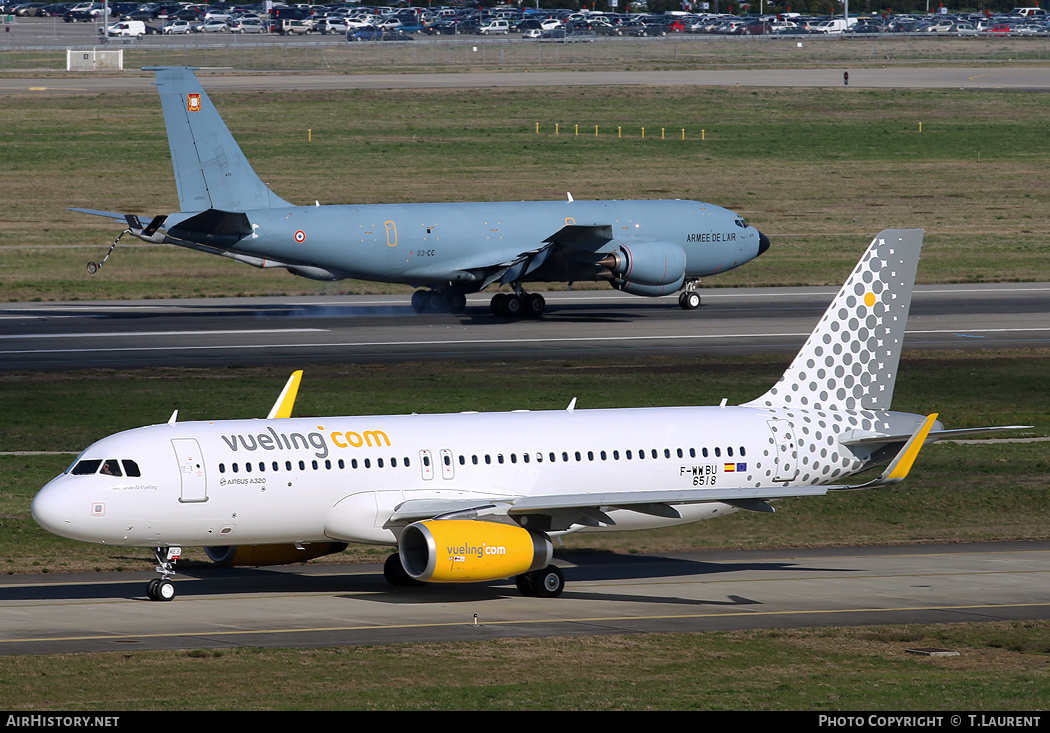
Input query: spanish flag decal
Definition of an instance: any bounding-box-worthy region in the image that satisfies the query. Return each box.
[187,93,201,113]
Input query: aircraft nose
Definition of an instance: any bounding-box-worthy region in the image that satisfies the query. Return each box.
[757,231,771,256]
[31,478,73,538]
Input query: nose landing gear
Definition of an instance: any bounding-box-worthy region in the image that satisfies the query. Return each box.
[147,546,181,602]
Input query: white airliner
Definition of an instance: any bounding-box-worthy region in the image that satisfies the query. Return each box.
[31,229,1027,601]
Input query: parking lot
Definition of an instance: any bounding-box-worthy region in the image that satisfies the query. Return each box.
[4,13,1050,73]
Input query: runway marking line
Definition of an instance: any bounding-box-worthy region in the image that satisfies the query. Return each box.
[4,601,1050,647]
[4,327,1050,357]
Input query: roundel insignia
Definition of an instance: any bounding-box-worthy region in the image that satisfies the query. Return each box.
[294,230,306,243]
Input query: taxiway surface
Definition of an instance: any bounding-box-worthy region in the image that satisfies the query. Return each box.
[2,542,1047,655]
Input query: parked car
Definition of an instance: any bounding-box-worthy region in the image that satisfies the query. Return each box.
[348,24,384,40]
[161,17,191,33]
[318,17,351,34]
[192,18,228,32]
[278,18,313,35]
[228,17,264,33]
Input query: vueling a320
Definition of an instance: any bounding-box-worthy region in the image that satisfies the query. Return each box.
[32,229,1028,600]
[73,67,769,317]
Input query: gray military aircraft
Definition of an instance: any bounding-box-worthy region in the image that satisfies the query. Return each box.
[74,67,770,317]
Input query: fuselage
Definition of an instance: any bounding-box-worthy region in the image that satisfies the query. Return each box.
[162,198,764,289]
[31,403,903,551]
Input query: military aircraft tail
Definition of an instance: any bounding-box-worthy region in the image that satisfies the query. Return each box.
[745,229,924,413]
[148,66,291,213]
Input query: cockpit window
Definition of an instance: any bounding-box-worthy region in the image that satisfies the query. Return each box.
[69,458,139,476]
[99,459,122,477]
[71,459,102,475]
[734,217,748,229]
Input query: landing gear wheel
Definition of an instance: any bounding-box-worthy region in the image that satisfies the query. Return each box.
[147,578,176,601]
[490,293,503,315]
[502,294,522,317]
[411,289,428,313]
[448,290,467,313]
[425,290,444,312]
[533,565,565,597]
[516,573,538,597]
[524,292,546,317]
[384,552,425,587]
[679,291,701,310]
[516,565,564,597]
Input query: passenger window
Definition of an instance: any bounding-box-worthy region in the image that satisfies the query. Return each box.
[100,459,122,477]
[122,460,141,477]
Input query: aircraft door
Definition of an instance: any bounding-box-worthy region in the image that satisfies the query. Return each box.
[766,420,799,482]
[172,438,208,503]
[385,220,397,247]
[440,449,454,480]
[419,450,434,480]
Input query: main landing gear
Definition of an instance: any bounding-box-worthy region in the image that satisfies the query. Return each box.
[515,565,565,598]
[146,546,181,602]
[411,288,468,314]
[490,290,545,318]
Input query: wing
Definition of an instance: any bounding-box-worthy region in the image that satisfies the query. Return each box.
[453,224,615,289]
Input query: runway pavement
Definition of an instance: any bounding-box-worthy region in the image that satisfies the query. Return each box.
[1,282,1047,371]
[2,541,1047,655]
[4,67,1050,95]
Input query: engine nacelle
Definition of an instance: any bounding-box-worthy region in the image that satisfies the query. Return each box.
[597,241,687,288]
[204,542,348,566]
[398,520,553,583]
[616,274,686,297]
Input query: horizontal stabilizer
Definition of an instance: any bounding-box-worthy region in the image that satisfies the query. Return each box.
[840,424,1033,446]
[834,413,938,491]
[166,209,252,248]
[69,208,131,223]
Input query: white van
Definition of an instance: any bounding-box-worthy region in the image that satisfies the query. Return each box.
[476,19,510,34]
[1011,7,1046,15]
[811,17,857,33]
[99,20,146,36]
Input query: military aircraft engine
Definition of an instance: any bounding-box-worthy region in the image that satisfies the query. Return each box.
[398,520,553,583]
[597,241,687,296]
[204,542,349,566]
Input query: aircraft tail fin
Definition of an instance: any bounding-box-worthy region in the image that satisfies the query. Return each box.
[745,229,924,412]
[148,66,291,213]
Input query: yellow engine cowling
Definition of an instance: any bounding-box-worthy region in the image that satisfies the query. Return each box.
[399,520,552,583]
[204,542,348,566]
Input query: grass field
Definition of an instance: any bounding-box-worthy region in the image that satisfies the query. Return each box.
[1,72,1048,710]
[1,85,1049,300]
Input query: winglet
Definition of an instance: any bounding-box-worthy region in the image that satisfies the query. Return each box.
[837,413,938,491]
[267,371,303,419]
